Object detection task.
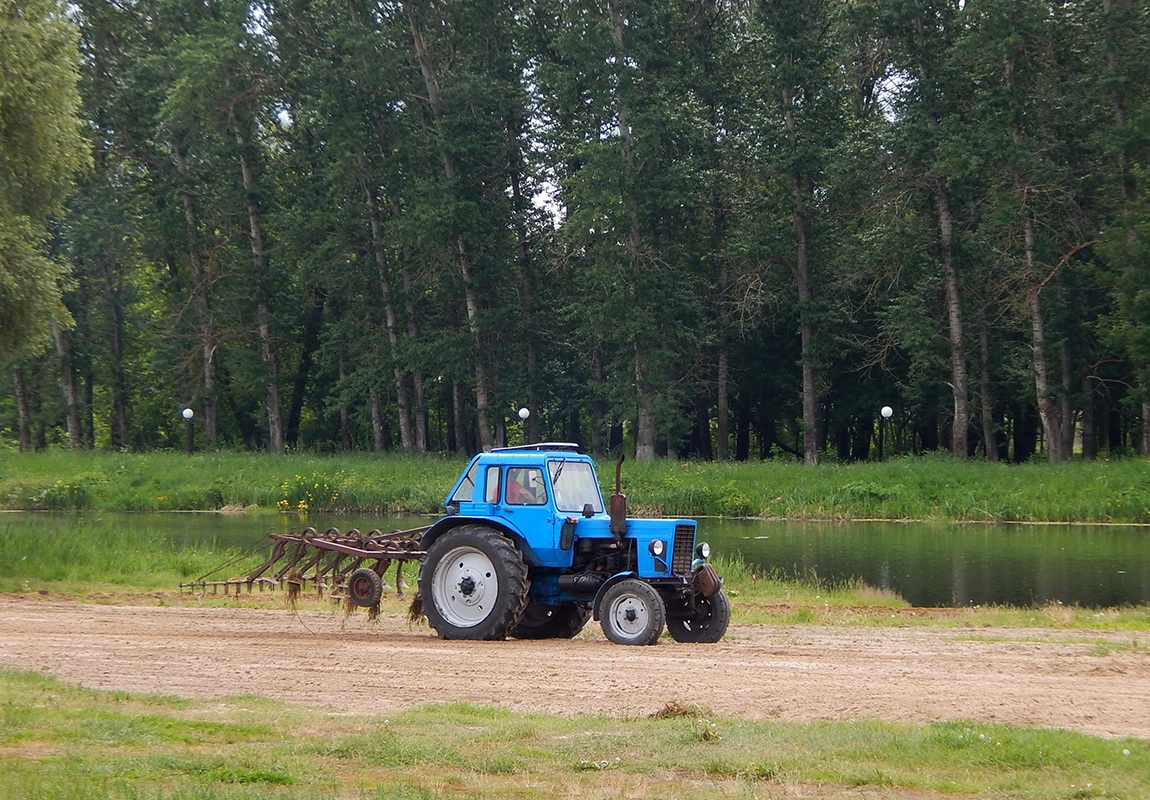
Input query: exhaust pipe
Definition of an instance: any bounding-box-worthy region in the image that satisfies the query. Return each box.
[609,454,627,543]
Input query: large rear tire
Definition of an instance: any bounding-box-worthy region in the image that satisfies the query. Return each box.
[666,589,730,643]
[419,525,529,640]
[598,579,665,646]
[511,602,590,639]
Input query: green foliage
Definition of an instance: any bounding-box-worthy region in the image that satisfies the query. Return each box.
[0,0,89,356]
[4,0,1150,467]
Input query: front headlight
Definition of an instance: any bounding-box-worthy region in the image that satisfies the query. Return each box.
[649,539,666,557]
[695,541,711,559]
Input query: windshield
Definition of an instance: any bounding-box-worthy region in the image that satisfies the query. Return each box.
[550,460,604,514]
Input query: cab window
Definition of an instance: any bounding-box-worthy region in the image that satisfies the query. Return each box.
[448,461,479,503]
[485,466,501,503]
[505,467,546,506]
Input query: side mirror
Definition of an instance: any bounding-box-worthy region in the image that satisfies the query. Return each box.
[582,503,594,519]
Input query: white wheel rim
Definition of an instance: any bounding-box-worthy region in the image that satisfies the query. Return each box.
[432,545,498,627]
[607,591,652,640]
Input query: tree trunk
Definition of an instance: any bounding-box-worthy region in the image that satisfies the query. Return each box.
[173,147,218,449]
[361,156,414,451]
[12,369,32,452]
[286,291,325,448]
[716,346,729,461]
[714,198,730,461]
[784,82,820,466]
[405,1,493,451]
[1024,211,1067,462]
[451,379,468,454]
[401,264,429,452]
[936,182,969,457]
[338,354,353,452]
[52,322,83,450]
[1102,0,1146,454]
[1028,286,1066,461]
[230,108,283,454]
[1141,402,1150,457]
[979,328,999,462]
[634,345,656,460]
[508,134,541,444]
[82,373,95,450]
[590,351,606,457]
[1081,374,1097,460]
[369,388,387,452]
[1060,339,1076,458]
[104,265,129,449]
[610,0,657,459]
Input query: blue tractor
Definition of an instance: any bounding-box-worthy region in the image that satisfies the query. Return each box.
[416,443,729,645]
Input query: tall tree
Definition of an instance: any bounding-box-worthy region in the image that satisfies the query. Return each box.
[882,0,973,457]
[0,0,88,356]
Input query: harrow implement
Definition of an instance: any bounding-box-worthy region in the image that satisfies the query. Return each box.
[180,524,429,601]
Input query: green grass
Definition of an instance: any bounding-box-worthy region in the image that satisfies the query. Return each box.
[0,450,455,515]
[2,448,1149,522]
[2,668,1146,800]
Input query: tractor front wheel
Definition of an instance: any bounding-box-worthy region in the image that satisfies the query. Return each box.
[666,589,730,643]
[419,525,529,640]
[599,579,665,645]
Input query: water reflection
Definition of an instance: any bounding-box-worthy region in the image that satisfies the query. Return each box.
[704,519,1150,608]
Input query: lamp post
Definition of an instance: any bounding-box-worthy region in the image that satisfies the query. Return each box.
[181,407,194,454]
[879,405,893,461]
[517,407,530,446]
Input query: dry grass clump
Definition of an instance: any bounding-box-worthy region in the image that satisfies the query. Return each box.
[649,699,713,719]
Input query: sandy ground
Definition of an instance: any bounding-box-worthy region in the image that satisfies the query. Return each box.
[1,596,1147,740]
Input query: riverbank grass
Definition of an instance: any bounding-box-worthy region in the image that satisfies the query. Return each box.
[2,668,1145,800]
[2,449,1148,522]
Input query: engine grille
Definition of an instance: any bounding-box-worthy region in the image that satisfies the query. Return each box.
[671,524,695,575]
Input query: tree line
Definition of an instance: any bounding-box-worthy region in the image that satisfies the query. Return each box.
[3,0,1148,462]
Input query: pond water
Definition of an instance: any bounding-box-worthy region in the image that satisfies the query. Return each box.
[704,518,1150,608]
[7,512,1149,608]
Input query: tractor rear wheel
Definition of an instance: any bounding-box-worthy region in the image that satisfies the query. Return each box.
[511,602,590,639]
[599,579,665,645]
[666,589,730,643]
[419,525,529,640]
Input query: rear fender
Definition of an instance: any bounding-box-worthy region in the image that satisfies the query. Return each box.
[421,516,539,565]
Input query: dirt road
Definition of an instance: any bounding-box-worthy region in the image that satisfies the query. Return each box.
[1,597,1146,739]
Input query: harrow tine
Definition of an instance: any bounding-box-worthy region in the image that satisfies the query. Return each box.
[181,523,427,597]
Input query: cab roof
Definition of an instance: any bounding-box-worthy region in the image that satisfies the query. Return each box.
[490,442,581,454]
